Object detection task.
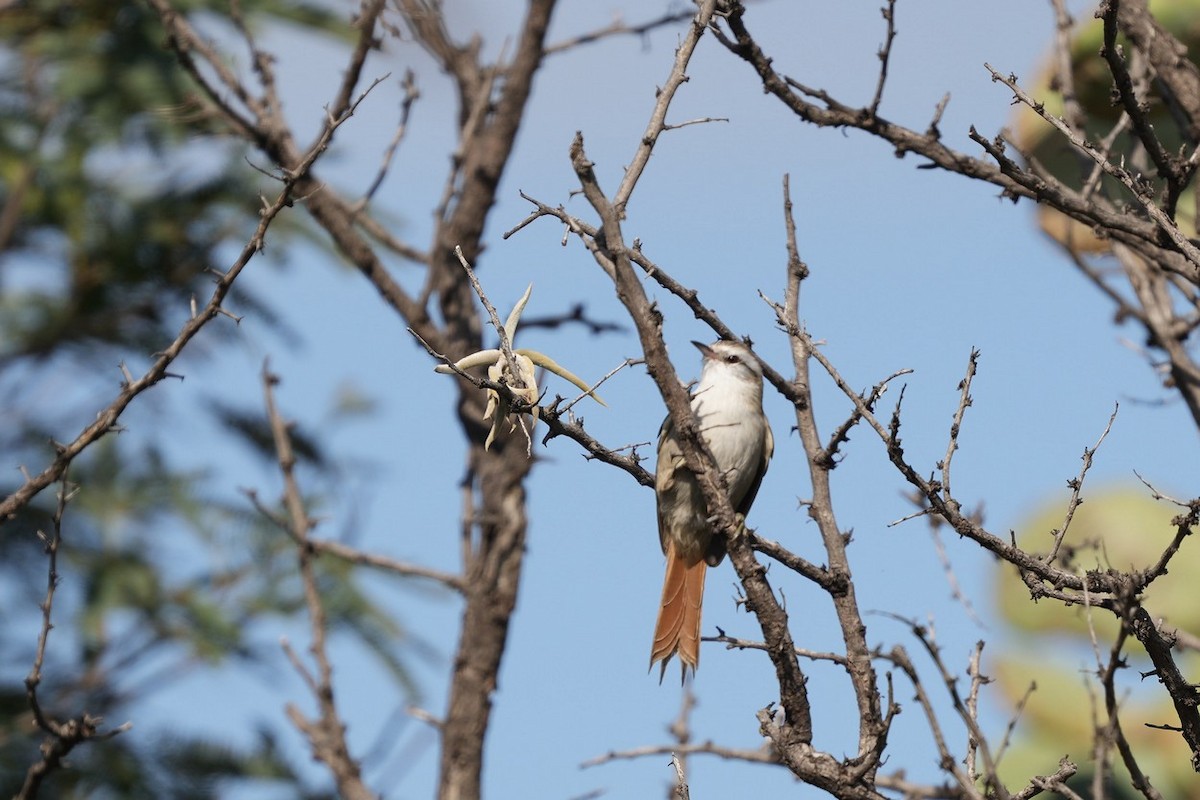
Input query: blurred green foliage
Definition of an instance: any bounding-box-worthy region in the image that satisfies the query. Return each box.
[992,488,1197,798]
[0,2,427,796]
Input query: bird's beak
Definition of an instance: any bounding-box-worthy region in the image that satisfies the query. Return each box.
[691,340,717,360]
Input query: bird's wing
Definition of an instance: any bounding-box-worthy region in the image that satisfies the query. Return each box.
[735,422,773,518]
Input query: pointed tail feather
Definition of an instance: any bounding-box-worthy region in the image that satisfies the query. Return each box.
[649,541,707,682]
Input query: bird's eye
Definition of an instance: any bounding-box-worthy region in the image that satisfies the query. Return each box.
[726,354,740,363]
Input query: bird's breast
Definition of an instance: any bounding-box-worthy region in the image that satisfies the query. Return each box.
[694,396,765,504]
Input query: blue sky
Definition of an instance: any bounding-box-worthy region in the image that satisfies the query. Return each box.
[111,1,1199,797]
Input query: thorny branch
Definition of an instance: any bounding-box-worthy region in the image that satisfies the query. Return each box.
[0,179,303,529]
[983,63,1200,270]
[243,487,465,592]
[868,0,898,118]
[1098,624,1165,800]
[773,174,886,782]
[1045,405,1119,566]
[17,474,131,800]
[1097,0,1193,214]
[810,330,1200,769]
[260,364,376,800]
[543,8,695,56]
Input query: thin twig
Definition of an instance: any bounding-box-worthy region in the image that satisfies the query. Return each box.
[888,644,987,799]
[260,363,377,800]
[670,752,691,800]
[560,357,642,414]
[613,0,719,212]
[582,741,778,769]
[453,246,523,388]
[940,349,978,502]
[965,642,985,785]
[17,473,130,800]
[984,63,1200,269]
[1,183,295,527]
[888,616,1009,799]
[706,633,850,666]
[354,70,420,215]
[1045,404,1118,566]
[993,681,1036,766]
[543,8,693,55]
[1097,0,1179,203]
[868,0,898,117]
[243,488,465,591]
[1048,0,1086,134]
[928,525,985,627]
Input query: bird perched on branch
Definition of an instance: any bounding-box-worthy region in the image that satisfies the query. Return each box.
[651,339,773,682]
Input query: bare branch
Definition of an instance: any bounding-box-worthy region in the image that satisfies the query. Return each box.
[867,0,898,118]
[260,363,376,800]
[0,179,299,527]
[613,0,718,211]
[748,531,847,593]
[243,487,465,592]
[539,402,653,485]
[984,63,1200,271]
[776,174,886,776]
[887,644,987,799]
[1099,624,1166,800]
[17,475,130,800]
[582,741,778,769]
[543,9,693,56]
[712,3,1200,282]
[1097,0,1181,204]
[1045,405,1119,566]
[939,349,978,502]
[353,69,420,214]
[1012,758,1081,800]
[453,247,525,391]
[1048,0,1085,134]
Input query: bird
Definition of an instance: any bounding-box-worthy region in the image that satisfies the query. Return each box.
[650,339,773,682]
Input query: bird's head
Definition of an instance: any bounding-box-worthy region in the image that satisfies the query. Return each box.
[693,339,763,389]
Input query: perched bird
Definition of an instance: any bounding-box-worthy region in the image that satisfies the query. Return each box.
[651,339,773,681]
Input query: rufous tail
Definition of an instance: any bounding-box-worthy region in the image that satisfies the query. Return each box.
[650,541,707,683]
